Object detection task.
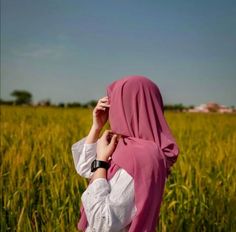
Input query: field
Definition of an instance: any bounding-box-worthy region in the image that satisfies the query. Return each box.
[1,106,236,232]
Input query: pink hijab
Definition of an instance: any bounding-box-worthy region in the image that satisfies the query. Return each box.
[78,75,179,232]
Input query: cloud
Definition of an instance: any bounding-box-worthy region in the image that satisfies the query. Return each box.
[12,43,66,59]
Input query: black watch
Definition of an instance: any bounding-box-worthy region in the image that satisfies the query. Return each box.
[91,159,110,172]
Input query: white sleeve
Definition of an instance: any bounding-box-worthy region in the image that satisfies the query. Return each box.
[71,137,97,178]
[81,169,136,232]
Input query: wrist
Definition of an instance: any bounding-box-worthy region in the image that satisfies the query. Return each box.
[96,157,109,162]
[91,124,102,133]
[91,159,110,173]
[85,126,101,144]
[91,168,107,182]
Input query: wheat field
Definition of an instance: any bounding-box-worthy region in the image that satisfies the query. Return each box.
[1,106,236,232]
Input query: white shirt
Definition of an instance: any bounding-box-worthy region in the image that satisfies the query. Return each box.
[71,137,137,232]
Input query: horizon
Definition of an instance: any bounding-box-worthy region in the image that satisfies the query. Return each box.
[1,1,236,107]
[1,91,235,108]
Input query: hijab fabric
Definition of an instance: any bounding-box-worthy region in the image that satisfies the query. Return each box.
[77,76,179,232]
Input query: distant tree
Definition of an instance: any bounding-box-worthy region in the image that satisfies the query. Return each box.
[188,105,195,109]
[37,99,51,106]
[164,103,185,111]
[67,102,81,107]
[82,100,97,108]
[44,99,51,106]
[0,99,14,105]
[58,102,65,108]
[11,90,32,105]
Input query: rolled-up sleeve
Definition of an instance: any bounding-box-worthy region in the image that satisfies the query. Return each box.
[71,137,97,178]
[81,169,136,231]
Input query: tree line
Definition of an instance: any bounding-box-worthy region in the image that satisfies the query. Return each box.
[0,90,193,111]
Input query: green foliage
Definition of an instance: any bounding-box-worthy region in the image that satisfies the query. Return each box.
[11,90,32,105]
[0,99,14,105]
[164,104,186,111]
[81,100,97,108]
[1,107,236,231]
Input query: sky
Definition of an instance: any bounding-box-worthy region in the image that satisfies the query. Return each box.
[1,0,236,106]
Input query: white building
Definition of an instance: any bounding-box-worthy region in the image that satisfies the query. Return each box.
[188,102,234,113]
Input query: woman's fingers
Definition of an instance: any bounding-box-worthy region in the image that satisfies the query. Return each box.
[95,96,110,111]
[97,103,110,109]
[102,130,112,138]
[96,130,118,161]
[94,103,110,113]
[110,134,118,145]
[102,130,119,145]
[95,106,106,112]
[107,134,118,154]
[98,96,109,103]
[100,130,111,142]
[98,102,110,108]
[92,97,110,131]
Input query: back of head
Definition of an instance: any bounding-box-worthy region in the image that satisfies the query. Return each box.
[107,75,163,140]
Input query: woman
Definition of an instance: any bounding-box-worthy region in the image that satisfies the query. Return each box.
[71,75,179,232]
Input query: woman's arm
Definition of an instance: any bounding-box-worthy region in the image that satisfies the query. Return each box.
[71,96,111,178]
[71,138,96,178]
[81,169,137,231]
[85,126,101,144]
[71,130,116,179]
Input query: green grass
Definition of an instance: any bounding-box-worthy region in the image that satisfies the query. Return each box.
[1,106,236,232]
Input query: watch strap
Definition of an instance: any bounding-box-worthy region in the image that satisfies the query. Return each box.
[91,159,110,172]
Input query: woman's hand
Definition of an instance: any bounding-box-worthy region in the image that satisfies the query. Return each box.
[92,96,110,131]
[91,131,118,182]
[85,96,110,144]
[96,130,118,162]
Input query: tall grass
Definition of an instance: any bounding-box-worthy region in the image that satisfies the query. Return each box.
[1,106,235,231]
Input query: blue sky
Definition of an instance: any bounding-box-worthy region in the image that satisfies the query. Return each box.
[1,0,236,106]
